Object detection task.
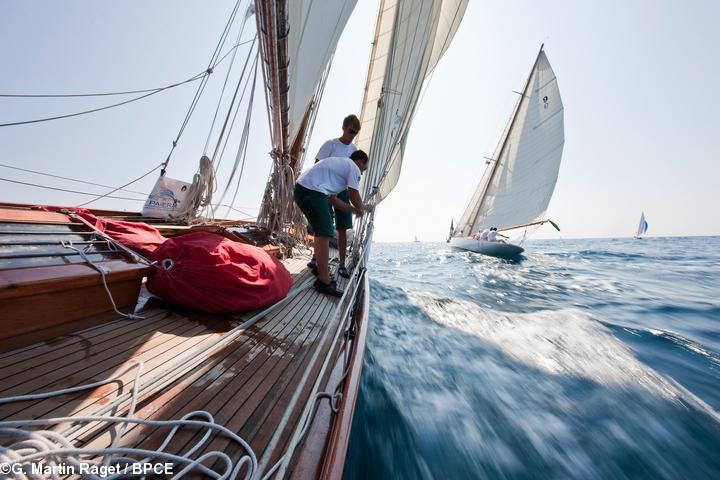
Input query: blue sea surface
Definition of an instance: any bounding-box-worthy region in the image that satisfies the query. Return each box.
[345,236,720,479]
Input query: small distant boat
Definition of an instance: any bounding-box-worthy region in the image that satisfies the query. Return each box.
[448,45,564,259]
[414,235,420,243]
[635,211,649,239]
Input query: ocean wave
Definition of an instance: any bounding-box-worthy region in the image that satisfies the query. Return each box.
[406,291,720,421]
[645,328,720,366]
[352,282,720,479]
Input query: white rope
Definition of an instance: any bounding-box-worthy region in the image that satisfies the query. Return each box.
[257,153,305,257]
[0,255,356,480]
[169,155,217,224]
[258,391,342,480]
[59,240,144,321]
[0,362,257,480]
[260,265,368,479]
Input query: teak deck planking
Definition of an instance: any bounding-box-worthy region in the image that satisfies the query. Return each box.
[0,249,362,478]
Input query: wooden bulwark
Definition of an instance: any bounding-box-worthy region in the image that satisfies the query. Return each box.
[0,207,151,352]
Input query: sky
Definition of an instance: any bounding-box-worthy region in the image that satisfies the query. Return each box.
[1,0,719,242]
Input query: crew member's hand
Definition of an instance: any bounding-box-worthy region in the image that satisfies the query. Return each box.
[352,207,365,217]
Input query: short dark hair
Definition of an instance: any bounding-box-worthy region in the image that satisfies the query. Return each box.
[350,149,368,164]
[343,114,361,130]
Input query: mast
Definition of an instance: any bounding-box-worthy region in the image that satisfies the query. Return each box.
[256,0,289,155]
[458,44,546,236]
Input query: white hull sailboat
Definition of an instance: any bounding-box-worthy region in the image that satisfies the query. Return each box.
[448,45,565,259]
[634,211,649,239]
[450,236,524,257]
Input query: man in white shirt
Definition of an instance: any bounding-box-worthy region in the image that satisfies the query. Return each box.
[295,150,372,296]
[315,114,360,162]
[487,227,507,243]
[471,228,490,240]
[311,114,361,278]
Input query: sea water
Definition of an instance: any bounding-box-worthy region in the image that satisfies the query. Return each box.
[345,236,720,479]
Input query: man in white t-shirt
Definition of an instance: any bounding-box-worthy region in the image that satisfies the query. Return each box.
[315,114,360,163]
[310,114,361,278]
[487,227,507,243]
[471,228,490,240]
[294,150,372,296]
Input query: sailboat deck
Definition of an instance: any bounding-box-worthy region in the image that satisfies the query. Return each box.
[0,252,356,478]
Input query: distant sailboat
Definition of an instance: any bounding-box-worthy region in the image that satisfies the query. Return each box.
[635,211,649,239]
[448,45,564,258]
[414,235,420,243]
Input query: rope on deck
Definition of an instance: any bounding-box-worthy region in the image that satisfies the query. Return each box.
[0,362,257,480]
[0,273,316,479]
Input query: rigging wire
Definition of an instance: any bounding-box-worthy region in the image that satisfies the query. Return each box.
[0,77,203,129]
[161,0,244,174]
[209,37,258,169]
[76,164,164,207]
[203,5,256,155]
[0,176,146,202]
[0,38,257,129]
[0,163,147,196]
[221,56,259,217]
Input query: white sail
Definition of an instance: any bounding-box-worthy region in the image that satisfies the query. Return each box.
[357,0,468,202]
[456,49,564,236]
[257,0,357,155]
[635,211,649,237]
[287,0,357,147]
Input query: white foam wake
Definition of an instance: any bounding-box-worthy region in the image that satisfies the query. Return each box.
[408,292,720,422]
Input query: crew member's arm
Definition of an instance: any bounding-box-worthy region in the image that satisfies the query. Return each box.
[328,188,371,216]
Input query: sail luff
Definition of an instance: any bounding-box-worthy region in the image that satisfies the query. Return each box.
[356,0,398,159]
[456,45,545,237]
[358,0,468,203]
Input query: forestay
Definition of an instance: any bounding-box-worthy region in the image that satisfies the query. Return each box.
[456,49,564,236]
[357,0,469,203]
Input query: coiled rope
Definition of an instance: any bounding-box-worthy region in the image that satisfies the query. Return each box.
[0,362,257,480]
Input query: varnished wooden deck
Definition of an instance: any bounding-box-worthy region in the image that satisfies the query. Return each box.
[0,251,361,478]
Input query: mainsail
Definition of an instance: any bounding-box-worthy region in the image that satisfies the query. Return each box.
[635,211,649,238]
[455,47,564,237]
[357,0,469,203]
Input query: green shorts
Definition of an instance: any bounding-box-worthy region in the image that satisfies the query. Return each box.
[294,184,334,237]
[333,190,353,231]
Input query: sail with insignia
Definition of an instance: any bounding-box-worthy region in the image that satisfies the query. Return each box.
[451,46,564,255]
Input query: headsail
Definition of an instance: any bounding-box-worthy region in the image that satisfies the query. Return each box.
[635,211,649,238]
[455,47,565,237]
[357,0,469,203]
